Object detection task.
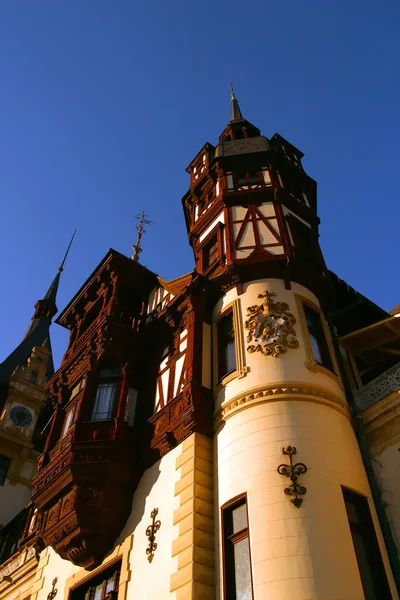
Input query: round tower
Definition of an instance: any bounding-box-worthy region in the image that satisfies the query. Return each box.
[182,91,397,599]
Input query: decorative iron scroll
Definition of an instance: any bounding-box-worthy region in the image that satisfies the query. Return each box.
[146,508,161,563]
[277,446,307,508]
[47,578,58,600]
[244,291,299,358]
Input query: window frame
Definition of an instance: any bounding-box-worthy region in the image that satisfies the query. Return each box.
[197,223,225,275]
[0,455,12,486]
[342,487,392,599]
[91,365,121,422]
[295,294,340,383]
[221,493,254,600]
[213,299,248,389]
[70,560,121,600]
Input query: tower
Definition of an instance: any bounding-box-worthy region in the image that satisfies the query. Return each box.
[0,268,60,530]
[2,94,399,600]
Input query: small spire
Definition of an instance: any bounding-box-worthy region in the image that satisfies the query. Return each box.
[131,212,155,262]
[58,228,77,273]
[230,81,243,122]
[43,229,77,303]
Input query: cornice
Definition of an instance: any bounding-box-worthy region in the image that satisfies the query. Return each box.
[214,381,350,430]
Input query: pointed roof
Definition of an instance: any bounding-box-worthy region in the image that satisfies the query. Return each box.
[0,231,76,387]
[0,273,59,385]
[230,86,243,122]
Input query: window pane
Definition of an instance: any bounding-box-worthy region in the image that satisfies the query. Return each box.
[93,584,103,600]
[225,339,236,374]
[125,388,137,427]
[105,577,115,594]
[309,333,323,364]
[343,488,391,600]
[232,505,247,532]
[61,408,75,438]
[91,383,117,421]
[218,312,236,379]
[233,538,252,600]
[0,456,11,486]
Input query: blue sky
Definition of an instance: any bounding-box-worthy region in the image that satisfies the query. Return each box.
[1,0,399,369]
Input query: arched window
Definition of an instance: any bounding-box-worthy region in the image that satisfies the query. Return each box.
[30,371,38,383]
[91,364,120,421]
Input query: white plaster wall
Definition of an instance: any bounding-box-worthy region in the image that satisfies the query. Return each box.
[120,445,181,600]
[215,400,398,599]
[0,482,32,527]
[214,279,343,412]
[35,445,182,600]
[372,443,400,555]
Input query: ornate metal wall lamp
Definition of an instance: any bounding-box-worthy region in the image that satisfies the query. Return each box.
[277,446,307,508]
[146,508,161,563]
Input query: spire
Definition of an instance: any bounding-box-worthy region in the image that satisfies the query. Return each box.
[131,212,154,262]
[0,231,76,385]
[230,82,243,122]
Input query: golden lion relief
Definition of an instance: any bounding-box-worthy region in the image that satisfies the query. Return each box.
[244,290,299,358]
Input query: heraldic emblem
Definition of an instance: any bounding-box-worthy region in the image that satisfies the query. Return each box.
[244,290,299,358]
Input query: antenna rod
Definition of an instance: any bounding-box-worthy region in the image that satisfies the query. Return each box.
[59,228,77,272]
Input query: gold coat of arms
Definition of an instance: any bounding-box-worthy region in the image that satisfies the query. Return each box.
[244,290,299,358]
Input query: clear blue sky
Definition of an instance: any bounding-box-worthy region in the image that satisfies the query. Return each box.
[1,1,399,369]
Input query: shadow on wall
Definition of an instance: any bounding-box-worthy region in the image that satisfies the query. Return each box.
[112,459,162,548]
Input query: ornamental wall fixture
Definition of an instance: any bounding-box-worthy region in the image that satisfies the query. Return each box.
[277,445,307,508]
[47,578,58,600]
[244,291,299,358]
[146,508,161,563]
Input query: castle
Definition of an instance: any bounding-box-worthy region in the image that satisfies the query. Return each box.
[1,92,400,600]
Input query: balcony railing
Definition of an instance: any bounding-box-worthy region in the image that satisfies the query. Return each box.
[356,361,400,410]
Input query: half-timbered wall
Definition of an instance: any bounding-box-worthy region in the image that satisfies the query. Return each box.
[154,329,188,414]
[231,202,284,259]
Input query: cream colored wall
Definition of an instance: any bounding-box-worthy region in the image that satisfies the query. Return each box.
[214,279,343,412]
[372,443,400,555]
[213,278,398,599]
[0,482,32,527]
[34,445,182,600]
[215,400,400,599]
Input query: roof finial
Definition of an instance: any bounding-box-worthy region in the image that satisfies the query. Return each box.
[58,228,77,273]
[131,211,155,262]
[229,80,243,122]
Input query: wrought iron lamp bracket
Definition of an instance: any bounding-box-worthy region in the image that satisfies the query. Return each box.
[146,508,161,563]
[277,445,307,508]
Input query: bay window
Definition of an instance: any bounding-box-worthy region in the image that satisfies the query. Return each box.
[91,365,120,421]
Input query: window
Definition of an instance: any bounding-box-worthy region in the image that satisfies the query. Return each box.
[0,456,11,486]
[30,371,38,383]
[71,379,85,400]
[342,488,391,600]
[61,405,76,438]
[71,562,120,600]
[303,303,334,371]
[222,495,253,600]
[217,311,236,381]
[91,365,120,421]
[125,388,137,427]
[202,234,219,271]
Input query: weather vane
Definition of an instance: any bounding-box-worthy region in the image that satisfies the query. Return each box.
[131,211,155,262]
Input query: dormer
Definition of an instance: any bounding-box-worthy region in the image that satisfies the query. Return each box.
[186,143,215,190]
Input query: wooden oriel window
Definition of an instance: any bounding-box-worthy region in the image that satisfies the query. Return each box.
[303,303,334,372]
[91,365,120,421]
[0,455,11,486]
[71,562,121,600]
[222,495,253,600]
[217,310,236,381]
[342,488,391,599]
